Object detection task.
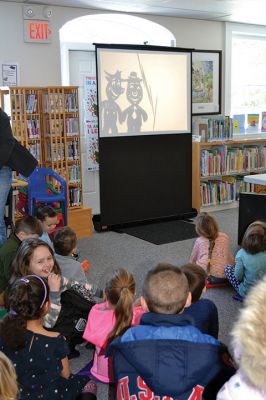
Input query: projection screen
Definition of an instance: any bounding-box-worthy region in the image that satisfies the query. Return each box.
[96,46,191,137]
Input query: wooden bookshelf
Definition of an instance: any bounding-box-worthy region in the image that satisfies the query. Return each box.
[192,139,266,212]
[8,86,92,237]
[42,86,82,209]
[9,87,43,164]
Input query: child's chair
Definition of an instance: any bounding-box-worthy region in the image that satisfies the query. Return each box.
[27,168,68,225]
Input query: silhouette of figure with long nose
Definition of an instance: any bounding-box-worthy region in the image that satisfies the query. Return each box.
[101,70,124,134]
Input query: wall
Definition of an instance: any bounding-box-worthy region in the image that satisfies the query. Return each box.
[0,2,224,86]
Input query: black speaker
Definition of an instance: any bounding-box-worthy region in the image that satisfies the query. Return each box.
[238,192,266,244]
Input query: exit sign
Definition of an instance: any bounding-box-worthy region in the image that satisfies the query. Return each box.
[24,20,52,43]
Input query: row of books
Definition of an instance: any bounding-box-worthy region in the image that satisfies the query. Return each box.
[27,118,40,138]
[47,140,79,161]
[44,94,78,113]
[25,94,38,113]
[200,145,266,177]
[193,116,233,142]
[201,176,266,206]
[11,94,38,114]
[65,118,78,135]
[69,187,81,207]
[68,165,81,183]
[232,113,266,134]
[28,143,40,161]
[45,118,78,136]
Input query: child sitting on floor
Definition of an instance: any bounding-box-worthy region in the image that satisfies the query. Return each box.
[83,268,145,384]
[0,216,42,304]
[190,212,234,285]
[217,275,266,400]
[36,205,58,248]
[54,226,89,283]
[0,274,97,399]
[225,220,266,298]
[181,263,219,338]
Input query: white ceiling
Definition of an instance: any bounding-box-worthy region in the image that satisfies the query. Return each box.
[2,0,266,26]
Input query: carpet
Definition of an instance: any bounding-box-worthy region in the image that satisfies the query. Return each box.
[116,219,197,245]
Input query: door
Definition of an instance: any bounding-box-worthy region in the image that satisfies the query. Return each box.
[69,50,100,214]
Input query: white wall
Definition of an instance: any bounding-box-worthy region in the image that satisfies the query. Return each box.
[0,2,224,86]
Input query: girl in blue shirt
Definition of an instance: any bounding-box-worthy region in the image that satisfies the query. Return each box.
[225,221,266,297]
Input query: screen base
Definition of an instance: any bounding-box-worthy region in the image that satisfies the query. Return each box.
[93,209,197,233]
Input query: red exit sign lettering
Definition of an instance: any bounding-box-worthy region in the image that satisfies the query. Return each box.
[24,20,52,43]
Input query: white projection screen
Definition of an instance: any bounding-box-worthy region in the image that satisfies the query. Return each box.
[96,45,191,137]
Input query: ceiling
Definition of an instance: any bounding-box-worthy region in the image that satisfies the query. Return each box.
[2,0,266,26]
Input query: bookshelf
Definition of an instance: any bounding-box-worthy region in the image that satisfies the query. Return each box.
[8,86,92,238]
[192,139,266,212]
[42,86,82,209]
[9,87,43,164]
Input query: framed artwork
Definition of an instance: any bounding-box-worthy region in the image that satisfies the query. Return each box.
[192,50,221,115]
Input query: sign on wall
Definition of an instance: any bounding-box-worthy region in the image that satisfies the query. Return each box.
[83,75,99,171]
[24,20,52,43]
[1,62,20,86]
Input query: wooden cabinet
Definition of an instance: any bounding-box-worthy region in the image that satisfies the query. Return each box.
[192,139,266,212]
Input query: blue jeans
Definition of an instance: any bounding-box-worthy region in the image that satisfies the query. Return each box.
[0,166,12,246]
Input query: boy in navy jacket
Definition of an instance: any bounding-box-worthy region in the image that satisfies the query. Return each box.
[108,263,233,400]
[181,263,219,338]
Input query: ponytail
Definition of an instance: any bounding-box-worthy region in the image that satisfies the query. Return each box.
[107,287,134,344]
[0,313,27,350]
[105,269,136,345]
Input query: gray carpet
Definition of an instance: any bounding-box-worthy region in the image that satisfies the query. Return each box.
[71,208,242,398]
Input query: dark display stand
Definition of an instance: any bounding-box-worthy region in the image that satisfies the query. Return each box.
[94,134,195,231]
[238,192,266,244]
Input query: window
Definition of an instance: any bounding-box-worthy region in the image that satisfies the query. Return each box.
[225,23,266,135]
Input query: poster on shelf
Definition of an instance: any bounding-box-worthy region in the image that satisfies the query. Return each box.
[83,75,99,171]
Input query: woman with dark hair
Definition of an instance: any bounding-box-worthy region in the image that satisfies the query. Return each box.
[0,275,96,399]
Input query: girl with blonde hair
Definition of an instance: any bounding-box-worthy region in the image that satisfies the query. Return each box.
[83,268,145,383]
[217,276,266,399]
[0,351,18,399]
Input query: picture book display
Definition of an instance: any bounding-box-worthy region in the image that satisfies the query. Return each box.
[261,111,266,132]
[247,114,259,133]
[233,114,245,134]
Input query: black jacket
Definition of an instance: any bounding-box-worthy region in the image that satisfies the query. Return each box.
[0,108,37,177]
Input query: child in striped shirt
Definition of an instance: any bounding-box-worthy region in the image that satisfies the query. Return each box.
[190,212,234,284]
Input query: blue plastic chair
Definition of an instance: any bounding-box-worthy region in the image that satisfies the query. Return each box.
[27,167,68,225]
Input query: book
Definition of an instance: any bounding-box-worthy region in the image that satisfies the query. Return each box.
[261,111,266,132]
[247,113,259,133]
[192,116,208,141]
[233,114,245,134]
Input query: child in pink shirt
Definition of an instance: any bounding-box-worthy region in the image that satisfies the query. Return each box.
[190,212,234,284]
[83,269,145,383]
